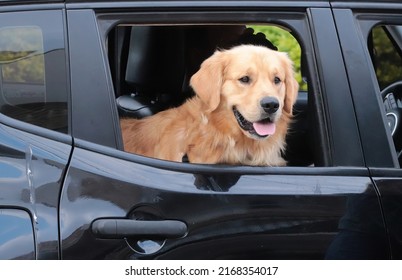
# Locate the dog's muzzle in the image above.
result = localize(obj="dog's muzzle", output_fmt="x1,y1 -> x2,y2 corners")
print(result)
233,107 -> 276,138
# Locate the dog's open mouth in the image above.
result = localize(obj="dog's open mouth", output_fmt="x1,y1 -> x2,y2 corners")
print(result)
233,107 -> 276,138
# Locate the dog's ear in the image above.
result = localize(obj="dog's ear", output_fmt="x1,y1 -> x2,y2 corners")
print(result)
282,54 -> 299,115
190,50 -> 225,112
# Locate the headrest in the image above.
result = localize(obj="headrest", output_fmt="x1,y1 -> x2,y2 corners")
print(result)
125,26 -> 186,96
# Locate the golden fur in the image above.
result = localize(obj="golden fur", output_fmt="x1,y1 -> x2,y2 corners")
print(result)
120,45 -> 299,166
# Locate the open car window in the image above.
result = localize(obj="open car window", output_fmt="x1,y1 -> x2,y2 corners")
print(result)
101,18 -> 328,167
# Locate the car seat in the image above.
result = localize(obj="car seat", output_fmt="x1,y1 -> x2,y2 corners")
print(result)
116,26 -> 186,118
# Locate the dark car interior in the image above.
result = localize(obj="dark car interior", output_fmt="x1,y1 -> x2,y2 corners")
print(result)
107,24 -> 315,166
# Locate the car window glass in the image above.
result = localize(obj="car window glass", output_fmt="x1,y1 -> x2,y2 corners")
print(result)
108,23 -> 317,167
0,27 -> 46,104
370,25 -> 402,90
368,24 -> 402,164
0,11 -> 68,133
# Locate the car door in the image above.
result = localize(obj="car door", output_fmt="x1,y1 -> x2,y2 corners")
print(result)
59,2 -> 389,259
333,1 -> 402,259
0,7 -> 71,259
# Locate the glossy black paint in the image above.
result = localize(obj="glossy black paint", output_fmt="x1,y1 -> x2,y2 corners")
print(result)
68,9 -> 121,149
0,121 -> 71,259
370,169 -> 402,259
0,209 -> 35,259
58,144 -> 388,259
333,8 -> 398,168
307,8 -> 364,166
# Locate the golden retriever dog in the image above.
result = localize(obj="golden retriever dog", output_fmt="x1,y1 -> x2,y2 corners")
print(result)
120,45 -> 299,166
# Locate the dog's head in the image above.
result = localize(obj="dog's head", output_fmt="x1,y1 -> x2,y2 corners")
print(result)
190,45 -> 299,140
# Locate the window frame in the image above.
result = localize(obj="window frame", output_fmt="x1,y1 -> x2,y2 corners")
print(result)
334,9 -> 401,169
93,9 -> 338,168
360,13 -> 402,169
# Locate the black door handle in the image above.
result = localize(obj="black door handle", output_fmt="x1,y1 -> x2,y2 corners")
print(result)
91,219 -> 187,239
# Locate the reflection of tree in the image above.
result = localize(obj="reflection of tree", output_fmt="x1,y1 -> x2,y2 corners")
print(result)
250,25 -> 306,91
0,27 -> 44,84
0,50 -> 35,63
373,26 -> 402,90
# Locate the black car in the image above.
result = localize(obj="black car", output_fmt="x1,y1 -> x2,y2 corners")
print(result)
1,0 -> 402,260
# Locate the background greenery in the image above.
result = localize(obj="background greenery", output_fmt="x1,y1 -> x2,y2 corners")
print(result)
250,25 -> 307,90
372,25 -> 402,90
0,25 -> 305,90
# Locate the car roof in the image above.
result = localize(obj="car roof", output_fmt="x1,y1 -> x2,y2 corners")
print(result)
0,0 -> 400,7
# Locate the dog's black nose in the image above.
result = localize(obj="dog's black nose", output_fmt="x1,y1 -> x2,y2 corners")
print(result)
260,97 -> 279,114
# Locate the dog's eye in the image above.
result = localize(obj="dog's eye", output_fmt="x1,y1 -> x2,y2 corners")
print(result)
239,76 -> 251,84
274,77 -> 281,85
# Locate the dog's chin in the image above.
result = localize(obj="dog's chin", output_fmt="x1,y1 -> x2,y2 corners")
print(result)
233,107 -> 277,140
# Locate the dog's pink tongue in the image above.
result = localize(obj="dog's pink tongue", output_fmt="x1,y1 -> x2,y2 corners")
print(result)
253,122 -> 276,136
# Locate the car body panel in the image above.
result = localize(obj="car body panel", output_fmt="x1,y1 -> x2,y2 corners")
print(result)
0,121 -> 72,259
58,2 -> 389,259
0,209 -> 35,259
60,143 -> 388,259
67,9 -> 121,149
307,7 -> 364,166
0,0 -> 400,259
370,169 -> 402,259
335,1 -> 402,260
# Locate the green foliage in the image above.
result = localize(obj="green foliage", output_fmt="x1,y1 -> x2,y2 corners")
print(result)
248,25 -> 307,91
372,26 -> 402,90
